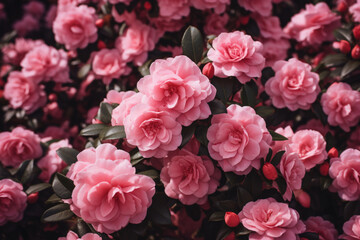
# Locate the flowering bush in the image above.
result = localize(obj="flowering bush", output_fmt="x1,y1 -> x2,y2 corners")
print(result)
2,0 -> 360,239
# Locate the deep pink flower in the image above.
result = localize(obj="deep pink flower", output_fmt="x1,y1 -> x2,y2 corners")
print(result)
157,0 -> 190,20
207,31 -> 265,84
238,198 -> 305,240
238,0 -> 273,16
137,55 -> 216,126
304,216 -> 338,240
204,13 -> 229,36
340,215 -> 360,240
191,0 -> 230,14
58,231 -> 101,240
23,1 -> 44,19
207,105 -> 272,175
13,14 -> 39,37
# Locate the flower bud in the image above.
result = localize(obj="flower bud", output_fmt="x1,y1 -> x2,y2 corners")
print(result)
202,62 -> 214,79
27,192 -> 39,204
262,163 -> 278,181
224,232 -> 235,240
351,45 -> 360,59
239,16 -> 250,25
294,190 -> 311,208
97,40 -> 107,50
328,147 -> 339,158
224,212 -> 240,228
144,1 -> 152,11
337,1 -> 348,13
319,162 -> 329,176
353,25 -> 360,40
339,40 -> 351,54
95,18 -> 104,28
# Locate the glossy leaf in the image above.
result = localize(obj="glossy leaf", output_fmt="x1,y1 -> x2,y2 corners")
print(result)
42,203 -> 74,222
52,173 -> 75,199
181,26 -> 204,63
56,147 -> 79,166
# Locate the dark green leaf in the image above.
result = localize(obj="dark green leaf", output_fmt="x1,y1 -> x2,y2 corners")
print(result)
216,225 -> 232,240
325,132 -> 336,151
333,28 -> 353,43
131,151 -> 144,166
138,59 -> 152,76
261,67 -> 275,85
271,151 -> 285,166
180,124 -> 196,148
138,169 -> 159,179
148,193 -> 172,225
97,102 -> 113,124
215,200 -> 238,212
80,124 -> 107,137
269,130 -> 288,141
209,99 -> 227,115
212,77 -> 234,102
42,203 -> 74,222
225,172 -> 244,186
21,160 -> 36,184
275,177 -> 287,195
26,183 -> 51,195
255,106 -> 275,118
56,147 -> 79,166
99,126 -> 126,140
344,201 -> 360,220
52,173 -> 75,199
312,100 -> 328,126
209,212 -> 225,222
237,187 -> 253,209
243,170 -> 262,197
181,26 -> 204,63
235,224 -> 251,236
321,53 -> 347,68
77,64 -> 91,79
341,60 -> 360,78
241,80 -> 258,107
45,194 -> 62,204
195,125 -> 209,146
265,148 -> 273,162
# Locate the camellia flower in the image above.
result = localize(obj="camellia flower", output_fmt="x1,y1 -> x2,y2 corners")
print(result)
58,231 -> 101,240
191,0 -> 230,14
2,38 -> 44,65
204,13 -> 229,36
207,104 -> 272,175
340,215 -> 360,240
350,1 -> 360,22
111,92 -> 145,126
304,216 -> 338,240
157,0 -> 190,20
208,31 -> 265,84
237,0 -> 273,16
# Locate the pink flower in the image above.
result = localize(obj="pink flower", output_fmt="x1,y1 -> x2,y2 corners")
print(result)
13,14 -> 39,37
4,71 -> 46,114
0,179 -> 27,226
287,130 -> 327,170
204,13 -> 229,36
160,149 -> 220,205
284,3 -> 341,46
304,216 -> 338,240
92,49 -> 129,85
271,126 -> 294,155
108,0 -> 131,5
321,82 -> 360,132
53,5 -> 97,50
123,103 -> 182,158
115,21 -> 160,66
265,58 -> 320,111
191,0 -> 230,14
0,127 -> 42,168
23,1 -> 45,19
207,105 -> 272,175
68,144 -> 155,234
207,31 -> 265,84
111,92 -> 145,126
137,55 -> 216,126
297,119 -> 331,137
21,44 -> 70,83
340,215 -> 360,240
58,231 -> 101,240
37,139 -> 72,182
238,198 -> 305,240
329,148 -> 360,201
2,38 -> 44,65
253,14 -> 288,40
157,0 -> 190,20
261,38 -> 290,67
151,17 -> 186,33
350,1 -> 360,22
238,0 -> 273,16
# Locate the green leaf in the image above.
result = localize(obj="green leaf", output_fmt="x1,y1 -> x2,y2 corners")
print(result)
271,151 -> 285,166
185,204 -> 202,221
325,132 -> 336,151
255,106 -> 275,118
138,169 -> 159,179
52,173 -> 75,199
148,193 -> 172,225
243,170 -> 262,197
333,28 -> 353,43
80,124 -> 107,137
241,80 -> 258,107
344,201 -> 360,220
138,59 -> 152,76
275,177 -> 287,195
42,203 -> 74,222
209,99 -> 227,115
56,147 -> 79,166
97,102 -> 113,124
77,64 -> 91,79
45,194 -> 62,204
261,67 -> 275,85
21,160 -> 37,184
265,148 -> 273,162
237,187 -> 253,209
181,26 -> 204,63
235,223 -> 251,236
269,130 -> 288,141
180,124 -> 196,148
26,183 -> 51,195
209,212 -> 225,222
99,126 -> 126,140
195,125 -> 209,146
212,77 -> 234,103
341,60 -> 360,78
321,53 -> 347,68
215,200 -> 238,212
131,151 -> 144,166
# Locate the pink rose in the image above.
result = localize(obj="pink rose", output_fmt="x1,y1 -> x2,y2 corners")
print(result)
348,127 -> 360,151
340,215 -> 360,240
329,148 -> 360,201
0,179 -> 27,226
23,1 -> 45,19
2,38 -> 44,65
238,0 -> 273,16
320,82 -> 360,132
137,55 -> 216,126
157,0 -> 190,20
207,105 -> 272,175
207,31 -> 265,84
115,21 -> 160,66
123,103 -> 182,158
271,126 -> 294,155
261,38 -> 290,67
0,127 -> 43,168
37,139 -> 72,182
204,13 -> 229,36
287,130 -> 327,170
265,58 -> 320,111
4,71 -> 46,114
253,14 -> 288,40
238,198 -> 305,240
21,44 -> 70,83
91,49 -> 129,85
350,1 -> 360,22
68,144 -> 155,233
53,5 -> 97,50
59,231 -> 101,240
111,92 -> 145,126
304,216 -> 338,240
191,0 -> 230,14
284,3 -> 341,46
160,149 -> 220,205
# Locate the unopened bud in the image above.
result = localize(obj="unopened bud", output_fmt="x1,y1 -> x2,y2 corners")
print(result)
144,1 -> 152,11
319,162 -> 330,176
339,40 -> 351,54
328,147 -> 339,158
95,18 -> 104,28
97,40 -> 106,50
202,62 -> 214,79
352,45 -> 360,59
262,163 -> 278,181
224,212 -> 240,228
294,190 -> 311,208
27,192 -> 39,204
337,1 -> 348,13
353,25 -> 360,40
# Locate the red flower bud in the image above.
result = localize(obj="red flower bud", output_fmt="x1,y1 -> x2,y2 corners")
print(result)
95,18 -> 104,28
224,232 -> 235,240
319,162 -> 330,176
294,190 -> 311,208
202,62 -> 214,79
353,25 -> 360,40
262,163 -> 278,181
351,45 -> 360,59
339,40 -> 351,54
144,1 -> 152,11
97,40 -> 107,50
328,147 -> 339,158
337,1 -> 348,13
239,16 -> 250,25
48,93 -> 57,102
224,212 -> 240,228
27,192 -> 39,204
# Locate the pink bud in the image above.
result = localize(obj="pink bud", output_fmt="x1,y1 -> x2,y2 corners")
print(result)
262,163 -> 278,181
294,190 -> 311,208
202,62 -> 214,79
224,212 -> 240,228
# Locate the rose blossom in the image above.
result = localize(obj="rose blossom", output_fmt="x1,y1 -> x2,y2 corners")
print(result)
160,149 -> 220,205
151,17 -> 186,33
204,13 -> 229,36
157,0 -> 190,20
253,14 -> 288,40
0,179 -> 27,226
91,49 -> 129,85
329,148 -> 360,201
320,82 -> 360,132
137,55 -> 216,126
350,1 -> 360,22
284,3 -> 341,46
271,126 -> 294,155
207,31 -> 265,84
53,5 -> 97,50
191,0 -> 230,14
261,38 -> 290,67
207,105 -> 272,175
286,130 -> 327,170
68,144 -> 155,234
2,38 -> 44,65
4,71 -> 46,114
58,231 -> 101,240
265,58 -> 320,111
111,92 -> 145,126
238,0 -> 273,16
297,119 -> 331,137
340,215 -> 360,240
123,103 -> 182,158
21,44 -> 70,83
304,216 -> 338,240
238,198 -> 305,240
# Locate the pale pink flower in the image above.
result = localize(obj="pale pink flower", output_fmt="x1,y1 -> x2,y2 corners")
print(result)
340,215 -> 360,240
160,149 -> 220,205
265,58 -> 320,111
350,1 -> 360,22
137,55 -> 216,126
111,92 -> 145,126
304,216 -> 338,240
204,13 -> 229,36
58,231 -> 101,240
238,198 -> 305,240
207,105 -> 272,175
0,179 -> 27,226
157,0 -> 190,20
2,38 -> 44,65
329,148 -> 360,201
13,14 -> 39,37
271,126 -> 294,155
111,7 -> 136,24
238,0 -> 273,16
321,82 -> 360,132
261,38 -> 290,67
208,31 -> 265,83
191,0 -> 230,14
